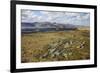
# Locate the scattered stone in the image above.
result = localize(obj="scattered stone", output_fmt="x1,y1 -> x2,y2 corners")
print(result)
80,41 -> 86,49
40,38 -> 86,60
50,54 -> 55,58
64,42 -> 69,48
54,50 -> 60,56
68,52 -> 72,56
42,53 -> 48,58
69,40 -> 73,45
49,48 -> 57,54
62,53 -> 68,59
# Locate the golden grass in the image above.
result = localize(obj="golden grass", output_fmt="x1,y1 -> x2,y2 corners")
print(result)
21,29 -> 90,63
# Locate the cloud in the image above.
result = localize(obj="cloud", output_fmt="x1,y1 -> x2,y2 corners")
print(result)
21,9 -> 90,26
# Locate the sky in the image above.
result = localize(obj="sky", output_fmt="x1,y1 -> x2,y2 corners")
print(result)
21,9 -> 90,26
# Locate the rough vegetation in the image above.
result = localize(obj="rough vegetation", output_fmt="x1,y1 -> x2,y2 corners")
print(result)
21,29 -> 90,63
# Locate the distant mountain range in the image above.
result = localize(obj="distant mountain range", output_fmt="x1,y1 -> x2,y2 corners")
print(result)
21,22 -> 81,33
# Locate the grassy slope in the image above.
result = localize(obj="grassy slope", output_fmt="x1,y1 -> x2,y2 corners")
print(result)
21,29 -> 90,63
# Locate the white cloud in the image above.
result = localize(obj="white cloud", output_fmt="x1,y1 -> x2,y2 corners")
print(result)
21,10 -> 90,25
65,12 -> 79,16
82,13 -> 90,20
